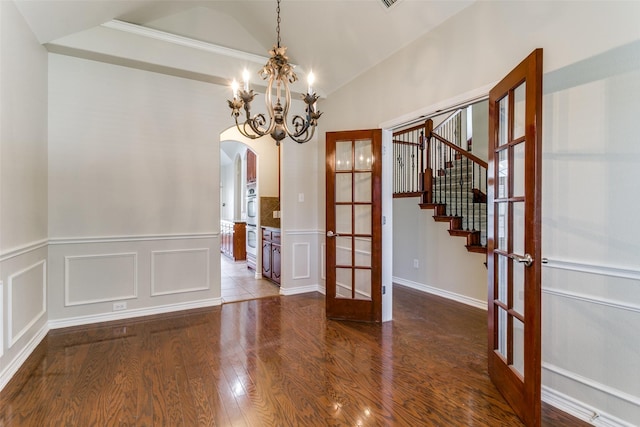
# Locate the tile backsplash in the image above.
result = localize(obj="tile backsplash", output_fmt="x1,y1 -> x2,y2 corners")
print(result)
260,196 -> 280,228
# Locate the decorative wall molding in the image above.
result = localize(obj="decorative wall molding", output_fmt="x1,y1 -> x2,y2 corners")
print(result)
286,229 -> 324,236
291,243 -> 311,279
543,288 -> 640,314
392,277 -> 487,310
279,284 -> 320,296
7,260 -> 47,348
48,297 -> 222,330
151,248 -> 210,296
50,232 -> 217,245
543,363 -> 640,409
64,252 -> 138,306
0,323 -> 48,392
542,386 -> 636,427
102,20 -> 270,65
543,258 -> 640,281
0,238 -> 48,262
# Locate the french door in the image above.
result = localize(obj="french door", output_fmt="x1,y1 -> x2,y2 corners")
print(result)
326,129 -> 382,322
487,49 -> 543,427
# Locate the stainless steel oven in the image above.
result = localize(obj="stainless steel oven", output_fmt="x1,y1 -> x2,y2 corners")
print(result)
246,224 -> 257,269
246,186 -> 257,226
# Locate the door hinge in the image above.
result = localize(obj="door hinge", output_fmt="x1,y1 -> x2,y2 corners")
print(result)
382,285 -> 386,295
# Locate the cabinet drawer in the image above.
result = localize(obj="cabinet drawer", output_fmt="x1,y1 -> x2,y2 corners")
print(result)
262,229 -> 271,241
271,231 -> 281,244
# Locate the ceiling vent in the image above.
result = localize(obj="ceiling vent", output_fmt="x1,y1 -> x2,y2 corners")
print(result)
380,0 -> 400,9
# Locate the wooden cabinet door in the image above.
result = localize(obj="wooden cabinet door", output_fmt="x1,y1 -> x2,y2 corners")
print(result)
262,240 -> 271,277
247,149 -> 257,183
271,244 -> 281,284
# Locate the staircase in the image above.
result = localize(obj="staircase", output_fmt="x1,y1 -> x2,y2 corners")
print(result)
393,113 -> 487,254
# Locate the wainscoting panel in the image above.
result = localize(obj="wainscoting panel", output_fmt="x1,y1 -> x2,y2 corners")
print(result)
542,259 -> 640,427
280,230 -> 321,295
48,235 -> 219,326
291,243 -> 310,280
65,253 -> 137,306
8,260 -> 46,348
151,248 -> 210,296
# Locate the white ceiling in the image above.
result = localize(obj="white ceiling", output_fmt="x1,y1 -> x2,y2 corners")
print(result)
14,0 -> 475,96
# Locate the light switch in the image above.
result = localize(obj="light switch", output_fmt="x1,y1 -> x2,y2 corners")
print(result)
298,193 -> 304,202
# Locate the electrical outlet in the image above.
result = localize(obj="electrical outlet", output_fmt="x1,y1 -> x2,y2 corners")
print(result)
113,301 -> 127,311
413,259 -> 419,269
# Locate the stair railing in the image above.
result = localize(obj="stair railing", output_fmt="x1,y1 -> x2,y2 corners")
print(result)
393,114 -> 488,248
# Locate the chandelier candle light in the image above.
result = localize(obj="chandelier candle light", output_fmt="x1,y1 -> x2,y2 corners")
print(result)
227,0 -> 322,145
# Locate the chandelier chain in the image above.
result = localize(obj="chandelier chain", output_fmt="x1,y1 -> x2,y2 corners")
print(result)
276,0 -> 281,48
227,0 -> 322,144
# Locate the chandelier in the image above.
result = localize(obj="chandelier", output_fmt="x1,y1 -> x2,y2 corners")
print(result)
227,0 -> 322,145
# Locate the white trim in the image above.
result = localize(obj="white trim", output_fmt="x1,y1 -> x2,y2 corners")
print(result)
379,83 -> 494,130
285,229 -> 324,236
542,386 -> 636,427
101,20 -> 270,65
543,363 -> 640,409
50,232 -> 217,245
150,248 -> 211,296
543,288 -> 640,314
543,258 -> 640,281
279,284 -> 321,296
48,298 -> 222,330
8,260 -> 47,348
392,277 -> 487,310
291,242 -> 311,279
64,253 -> 138,306
0,323 -> 48,393
0,238 -> 48,262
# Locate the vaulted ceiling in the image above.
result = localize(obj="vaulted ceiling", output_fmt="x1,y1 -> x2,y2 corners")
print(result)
14,0 -> 475,96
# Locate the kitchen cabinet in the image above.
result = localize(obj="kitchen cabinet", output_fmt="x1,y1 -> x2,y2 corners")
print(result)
221,220 -> 246,261
261,227 -> 281,285
246,149 -> 257,183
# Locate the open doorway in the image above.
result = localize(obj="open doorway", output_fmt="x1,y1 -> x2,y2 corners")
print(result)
219,140 -> 280,303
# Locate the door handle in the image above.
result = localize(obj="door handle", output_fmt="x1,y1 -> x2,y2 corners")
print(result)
510,253 -> 533,267
326,230 -> 340,238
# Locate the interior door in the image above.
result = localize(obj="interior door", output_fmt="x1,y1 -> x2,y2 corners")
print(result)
326,129 -> 382,322
487,49 -> 543,427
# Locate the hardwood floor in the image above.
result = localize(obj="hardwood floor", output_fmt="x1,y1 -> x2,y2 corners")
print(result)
0,285 -> 589,426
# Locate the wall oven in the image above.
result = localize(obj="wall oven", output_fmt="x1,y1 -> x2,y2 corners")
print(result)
246,224 -> 257,270
246,186 -> 257,226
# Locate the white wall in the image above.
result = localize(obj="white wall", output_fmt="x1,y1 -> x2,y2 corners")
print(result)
321,1 -> 640,425
0,0 -> 49,390
47,54 -> 221,326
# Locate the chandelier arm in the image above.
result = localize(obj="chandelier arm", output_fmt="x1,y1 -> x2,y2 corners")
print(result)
262,73 -> 278,137
234,115 -> 260,140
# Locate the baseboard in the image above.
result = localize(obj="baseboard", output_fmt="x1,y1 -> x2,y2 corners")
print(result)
392,277 -> 487,310
542,386 -> 636,427
279,284 -> 321,296
48,297 -> 222,330
0,323 -> 49,392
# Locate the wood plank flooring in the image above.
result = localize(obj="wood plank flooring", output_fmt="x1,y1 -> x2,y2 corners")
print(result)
0,285 -> 590,426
